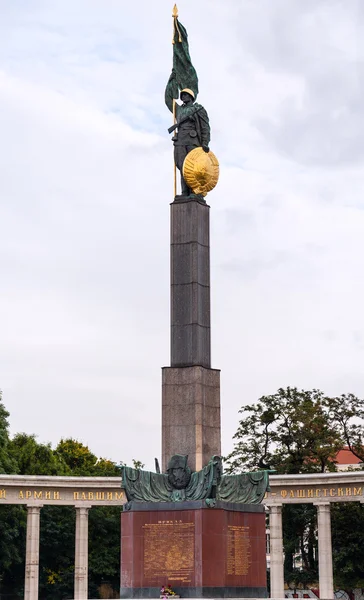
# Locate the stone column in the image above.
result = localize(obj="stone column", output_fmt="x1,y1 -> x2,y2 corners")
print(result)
316,503 -> 334,599
24,505 -> 42,600
74,506 -> 90,600
162,365 -> 220,472
170,198 -> 211,368
162,198 -> 221,472
269,504 -> 284,599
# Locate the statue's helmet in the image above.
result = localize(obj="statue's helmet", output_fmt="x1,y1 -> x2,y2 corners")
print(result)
180,88 -> 195,101
167,454 -> 191,490
167,454 -> 188,471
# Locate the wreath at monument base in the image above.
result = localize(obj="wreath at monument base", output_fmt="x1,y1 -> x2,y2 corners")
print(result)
160,585 -> 179,598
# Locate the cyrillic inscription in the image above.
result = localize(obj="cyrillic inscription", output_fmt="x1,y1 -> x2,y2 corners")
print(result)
278,486 -> 362,500
0,488 -> 124,503
143,520 -> 195,583
227,525 -> 252,576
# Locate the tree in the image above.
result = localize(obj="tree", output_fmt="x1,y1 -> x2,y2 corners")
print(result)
0,391 -> 17,474
55,438 -> 122,477
225,387 -> 343,475
0,393 -> 126,599
8,433 -> 69,476
225,387 -> 364,592
88,506 -> 123,598
283,504 -> 317,583
38,506 -> 75,600
331,502 -> 364,589
325,394 -> 364,463
0,392 -> 25,598
0,505 -> 27,598
55,438 -> 99,475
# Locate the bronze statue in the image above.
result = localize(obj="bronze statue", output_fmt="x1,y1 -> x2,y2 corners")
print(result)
166,6 -> 219,200
121,454 -> 270,508
165,76 -> 210,198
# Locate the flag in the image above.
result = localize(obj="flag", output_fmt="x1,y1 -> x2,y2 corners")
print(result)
172,17 -> 199,98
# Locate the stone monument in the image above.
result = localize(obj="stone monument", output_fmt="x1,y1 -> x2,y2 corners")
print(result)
120,7 -> 269,598
162,5 -> 220,474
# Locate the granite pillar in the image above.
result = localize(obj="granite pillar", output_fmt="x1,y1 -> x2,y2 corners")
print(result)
268,505 -> 284,599
170,198 -> 211,368
316,503 -> 334,599
162,365 -> 220,472
162,198 -> 221,472
24,505 -> 42,600
74,506 -> 90,600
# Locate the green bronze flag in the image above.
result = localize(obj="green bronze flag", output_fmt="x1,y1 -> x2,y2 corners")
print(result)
171,6 -> 199,98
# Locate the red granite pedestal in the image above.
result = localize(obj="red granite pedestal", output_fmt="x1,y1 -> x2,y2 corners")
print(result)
120,501 -> 267,598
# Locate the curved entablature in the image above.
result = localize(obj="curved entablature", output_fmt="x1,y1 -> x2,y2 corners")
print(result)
265,470 -> 364,506
0,470 -> 363,507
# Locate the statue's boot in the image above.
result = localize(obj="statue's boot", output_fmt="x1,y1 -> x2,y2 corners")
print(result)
181,176 -> 191,197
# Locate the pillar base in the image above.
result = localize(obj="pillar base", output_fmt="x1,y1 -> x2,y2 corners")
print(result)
162,365 -> 221,472
120,586 -> 267,598
120,501 -> 267,599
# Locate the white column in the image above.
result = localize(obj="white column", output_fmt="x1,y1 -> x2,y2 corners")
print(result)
24,505 -> 42,600
74,506 -> 90,600
269,504 -> 285,599
316,503 -> 334,599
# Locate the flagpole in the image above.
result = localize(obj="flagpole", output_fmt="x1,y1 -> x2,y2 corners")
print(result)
172,5 -> 179,198
173,98 -> 177,198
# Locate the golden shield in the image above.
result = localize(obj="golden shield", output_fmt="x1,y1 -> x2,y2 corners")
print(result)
182,147 -> 219,197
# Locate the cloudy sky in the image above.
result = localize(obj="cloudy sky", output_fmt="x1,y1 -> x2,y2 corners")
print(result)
1,0 -> 363,470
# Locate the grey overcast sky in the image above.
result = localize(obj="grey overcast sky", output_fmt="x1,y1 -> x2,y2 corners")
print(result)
1,0 -> 364,470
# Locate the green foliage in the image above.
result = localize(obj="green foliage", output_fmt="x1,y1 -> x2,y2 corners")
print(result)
283,504 -> 317,581
0,390 -> 17,474
88,506 -> 123,597
0,505 -> 27,597
93,457 -> 123,477
55,438 -> 99,475
226,387 -> 364,591
38,506 -> 76,599
55,438 -> 122,477
132,459 -> 145,470
225,387 -> 344,475
285,566 -> 318,593
8,433 -> 69,475
331,502 -> 364,589
324,394 -> 364,463
0,392 -> 130,599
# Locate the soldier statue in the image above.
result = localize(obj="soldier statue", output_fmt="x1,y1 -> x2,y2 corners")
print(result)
165,68 -> 210,198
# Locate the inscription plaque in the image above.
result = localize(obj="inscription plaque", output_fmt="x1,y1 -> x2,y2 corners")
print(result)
120,506 -> 267,596
227,525 -> 252,576
143,521 -> 195,583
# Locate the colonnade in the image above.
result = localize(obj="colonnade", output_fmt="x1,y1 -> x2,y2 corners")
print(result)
1,471 -> 363,600
24,504 -> 91,600
268,502 -> 348,600
24,503 -> 337,600
22,500 -> 361,600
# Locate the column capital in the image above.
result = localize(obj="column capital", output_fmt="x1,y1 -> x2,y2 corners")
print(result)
26,504 -> 43,510
314,502 -> 331,509
267,503 -> 283,512
75,505 -> 92,512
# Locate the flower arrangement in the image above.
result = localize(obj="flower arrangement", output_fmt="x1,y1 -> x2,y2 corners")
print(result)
160,585 -> 176,598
